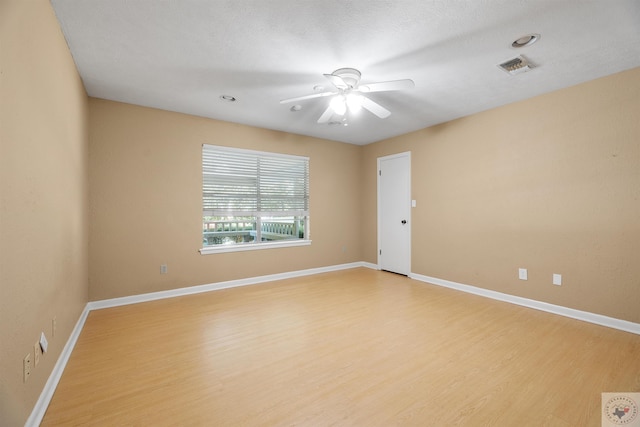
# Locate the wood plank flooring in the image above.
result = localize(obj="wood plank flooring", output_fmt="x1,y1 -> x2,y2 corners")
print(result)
42,268 -> 640,426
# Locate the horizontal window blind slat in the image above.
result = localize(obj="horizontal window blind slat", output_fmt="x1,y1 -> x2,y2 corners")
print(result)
204,210 -> 309,217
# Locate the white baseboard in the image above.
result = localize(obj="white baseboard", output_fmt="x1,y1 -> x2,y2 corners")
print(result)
360,261 -> 379,270
88,261 -> 378,311
25,305 -> 91,427
409,273 -> 640,335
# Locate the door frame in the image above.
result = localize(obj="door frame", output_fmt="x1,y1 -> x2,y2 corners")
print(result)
377,151 -> 411,274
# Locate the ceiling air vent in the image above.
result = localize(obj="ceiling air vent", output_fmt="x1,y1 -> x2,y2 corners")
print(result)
498,55 -> 534,75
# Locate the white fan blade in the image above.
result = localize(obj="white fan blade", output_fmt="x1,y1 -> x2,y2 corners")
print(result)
323,73 -> 349,90
280,91 -> 336,104
361,96 -> 391,119
317,105 -> 334,124
358,79 -> 414,93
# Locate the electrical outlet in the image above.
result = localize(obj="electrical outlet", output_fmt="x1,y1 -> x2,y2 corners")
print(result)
518,268 -> 528,280
553,274 -> 562,286
160,264 -> 168,274
52,317 -> 57,337
23,353 -> 32,383
34,342 -> 41,367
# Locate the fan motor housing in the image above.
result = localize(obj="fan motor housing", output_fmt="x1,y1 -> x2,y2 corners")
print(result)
332,68 -> 361,88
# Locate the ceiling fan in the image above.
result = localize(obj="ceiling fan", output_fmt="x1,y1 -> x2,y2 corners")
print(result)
280,68 -> 414,124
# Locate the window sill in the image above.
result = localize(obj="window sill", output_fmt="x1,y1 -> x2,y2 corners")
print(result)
199,239 -> 312,255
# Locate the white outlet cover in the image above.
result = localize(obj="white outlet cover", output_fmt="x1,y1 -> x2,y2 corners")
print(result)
518,268 -> 528,280
23,354 -> 31,382
39,332 -> 48,353
553,274 -> 562,286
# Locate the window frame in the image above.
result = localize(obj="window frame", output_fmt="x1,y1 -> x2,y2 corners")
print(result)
199,144 -> 311,255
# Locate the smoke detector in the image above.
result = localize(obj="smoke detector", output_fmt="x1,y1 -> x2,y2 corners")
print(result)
498,56 -> 535,75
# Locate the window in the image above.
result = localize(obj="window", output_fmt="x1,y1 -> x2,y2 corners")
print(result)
200,144 -> 310,254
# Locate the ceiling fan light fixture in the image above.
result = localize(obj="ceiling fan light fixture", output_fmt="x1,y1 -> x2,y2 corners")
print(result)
281,68 -> 413,124
330,95 -> 347,115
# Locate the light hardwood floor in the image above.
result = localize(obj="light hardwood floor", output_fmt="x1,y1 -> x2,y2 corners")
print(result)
42,268 -> 640,426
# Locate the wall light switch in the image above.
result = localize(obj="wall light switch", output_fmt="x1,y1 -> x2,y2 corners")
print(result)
553,274 -> 562,286
39,332 -> 48,353
34,342 -> 41,366
411,200 -> 417,208
518,268 -> 528,280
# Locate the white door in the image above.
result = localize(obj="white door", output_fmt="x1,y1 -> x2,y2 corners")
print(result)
378,152 -> 411,275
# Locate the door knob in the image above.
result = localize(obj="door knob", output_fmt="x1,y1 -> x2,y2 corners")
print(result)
401,220 -> 407,224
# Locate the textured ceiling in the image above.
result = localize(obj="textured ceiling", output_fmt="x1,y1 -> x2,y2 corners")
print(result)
51,0 -> 640,145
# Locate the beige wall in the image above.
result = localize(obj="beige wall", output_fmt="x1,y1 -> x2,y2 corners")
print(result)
1,2 -> 638,421
0,1 -> 89,425
363,67 -> 640,323
88,99 -> 363,300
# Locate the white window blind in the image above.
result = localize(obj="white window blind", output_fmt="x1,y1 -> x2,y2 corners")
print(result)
202,144 -> 310,252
